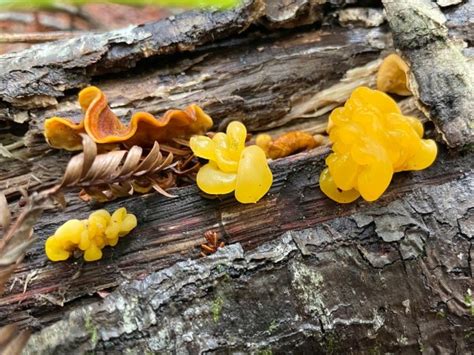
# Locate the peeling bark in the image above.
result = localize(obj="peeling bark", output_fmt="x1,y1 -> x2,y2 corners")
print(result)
383,0 -> 474,148
0,0 -> 361,112
0,0 -> 264,109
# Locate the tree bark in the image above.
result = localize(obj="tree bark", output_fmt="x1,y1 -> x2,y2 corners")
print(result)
383,0 -> 474,148
0,0 -> 472,353
24,150 -> 474,353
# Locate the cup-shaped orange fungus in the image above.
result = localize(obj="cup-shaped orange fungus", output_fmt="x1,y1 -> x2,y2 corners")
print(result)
44,86 -> 213,151
45,207 -> 137,262
190,121 -> 273,204
320,87 -> 437,203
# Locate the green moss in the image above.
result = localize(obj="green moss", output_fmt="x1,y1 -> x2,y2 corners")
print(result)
267,320 -> 278,333
215,264 -> 226,274
84,315 -> 98,346
463,289 -> 473,316
211,296 -> 224,323
464,330 -> 474,340
256,348 -> 273,355
324,334 -> 339,355
368,346 -> 381,355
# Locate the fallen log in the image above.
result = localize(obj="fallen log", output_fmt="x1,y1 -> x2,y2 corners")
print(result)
0,0 -> 472,353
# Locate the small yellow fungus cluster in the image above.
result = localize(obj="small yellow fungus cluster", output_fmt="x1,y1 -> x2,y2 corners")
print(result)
320,87 -> 437,203
190,121 -> 273,203
45,208 -> 137,262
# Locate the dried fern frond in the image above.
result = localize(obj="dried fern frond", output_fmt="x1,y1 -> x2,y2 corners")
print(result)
0,188 -> 57,355
59,134 -> 180,201
0,191 -> 55,293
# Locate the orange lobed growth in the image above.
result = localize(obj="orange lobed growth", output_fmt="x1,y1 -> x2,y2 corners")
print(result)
44,86 -> 213,151
256,131 -> 322,159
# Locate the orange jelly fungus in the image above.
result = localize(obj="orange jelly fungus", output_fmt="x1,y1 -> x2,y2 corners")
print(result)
44,86 -> 213,151
256,131 -> 320,159
45,207 -> 137,262
320,87 -> 437,203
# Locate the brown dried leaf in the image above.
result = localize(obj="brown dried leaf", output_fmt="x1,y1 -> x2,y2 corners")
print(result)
0,265 -> 16,295
0,238 -> 36,266
150,179 -> 176,198
0,324 -> 16,346
0,191 -> 53,295
80,133 -> 97,177
60,135 -> 177,201
84,150 -> 126,182
119,146 -> 143,176
152,152 -> 174,174
135,142 -> 162,175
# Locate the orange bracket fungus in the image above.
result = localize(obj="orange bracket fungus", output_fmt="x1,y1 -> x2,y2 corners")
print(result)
44,86 -> 213,151
256,131 -> 322,159
45,207 -> 137,262
320,86 -> 437,203
376,53 -> 411,96
190,121 -> 273,204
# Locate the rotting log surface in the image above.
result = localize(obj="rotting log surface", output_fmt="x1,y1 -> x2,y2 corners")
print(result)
2,148 -> 473,335
0,0 -> 365,112
0,0 -> 472,353
24,148 -> 473,354
0,0 -> 471,200
0,25 -> 389,199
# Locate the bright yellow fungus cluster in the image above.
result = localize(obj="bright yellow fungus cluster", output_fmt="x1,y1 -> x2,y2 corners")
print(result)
45,208 -> 137,262
320,87 -> 437,203
190,121 -> 273,203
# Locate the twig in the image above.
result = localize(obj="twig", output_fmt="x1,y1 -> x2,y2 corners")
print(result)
0,31 -> 86,44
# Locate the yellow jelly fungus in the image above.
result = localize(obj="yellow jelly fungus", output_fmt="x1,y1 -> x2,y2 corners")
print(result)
45,207 -> 137,262
320,87 -> 437,203
190,121 -> 273,204
377,54 -> 411,96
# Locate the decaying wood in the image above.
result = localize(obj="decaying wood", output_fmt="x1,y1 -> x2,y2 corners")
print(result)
383,0 -> 474,148
0,1 -> 470,203
0,147 -> 471,332
0,0 -> 472,353
24,149 -> 473,353
0,0 -> 365,112
0,25 -> 389,200
0,0 -> 261,109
